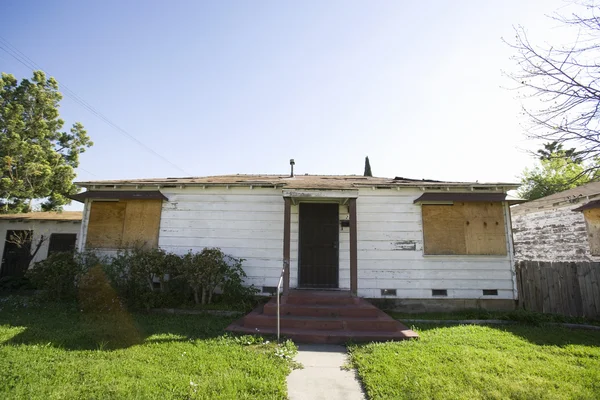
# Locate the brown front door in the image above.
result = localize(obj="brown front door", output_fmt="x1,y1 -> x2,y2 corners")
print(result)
299,203 -> 339,288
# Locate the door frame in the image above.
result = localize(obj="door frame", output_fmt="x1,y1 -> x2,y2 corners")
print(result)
297,201 -> 340,289
281,192 -> 358,295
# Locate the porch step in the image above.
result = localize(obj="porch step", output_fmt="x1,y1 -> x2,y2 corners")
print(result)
283,290 -> 359,306
226,290 -> 418,344
263,302 -> 379,318
226,323 -> 417,344
244,314 -> 400,332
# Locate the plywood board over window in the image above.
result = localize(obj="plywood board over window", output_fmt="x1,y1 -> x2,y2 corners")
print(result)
582,208 -> 600,256
422,202 -> 507,255
86,199 -> 162,249
122,200 -> 162,248
422,205 -> 466,255
86,201 -> 126,248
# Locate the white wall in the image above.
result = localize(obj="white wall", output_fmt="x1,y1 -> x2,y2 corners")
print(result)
158,187 -> 285,290
354,188 -> 516,300
78,186 -> 516,300
0,220 -> 81,273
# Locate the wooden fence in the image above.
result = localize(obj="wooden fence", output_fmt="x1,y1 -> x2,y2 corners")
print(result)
516,261 -> 600,319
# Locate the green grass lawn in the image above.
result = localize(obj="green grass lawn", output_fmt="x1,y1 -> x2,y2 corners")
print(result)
349,323 -> 600,400
388,309 -> 600,326
0,296 -> 295,400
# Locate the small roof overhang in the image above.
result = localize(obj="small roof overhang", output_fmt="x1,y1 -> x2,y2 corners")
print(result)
282,189 -> 359,205
70,190 -> 168,203
572,199 -> 600,212
413,192 -> 508,204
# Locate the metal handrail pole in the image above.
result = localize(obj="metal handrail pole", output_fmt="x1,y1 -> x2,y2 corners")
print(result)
276,262 -> 286,342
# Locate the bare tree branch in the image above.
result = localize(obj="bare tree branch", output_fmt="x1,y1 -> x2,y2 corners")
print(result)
505,1 -> 600,177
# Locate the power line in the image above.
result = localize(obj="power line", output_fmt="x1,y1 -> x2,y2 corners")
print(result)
0,36 -> 192,176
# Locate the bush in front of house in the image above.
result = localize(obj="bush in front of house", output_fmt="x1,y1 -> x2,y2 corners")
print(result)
27,247 -> 258,310
0,276 -> 34,292
27,251 -> 105,300
103,247 -> 188,309
177,248 -> 257,306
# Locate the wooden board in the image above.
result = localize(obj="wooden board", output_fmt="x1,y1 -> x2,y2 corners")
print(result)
422,202 -> 506,255
422,205 -> 466,255
516,261 -> 600,318
86,200 -> 162,249
583,209 -> 600,256
122,200 -> 162,249
86,201 -> 126,248
463,202 -> 507,255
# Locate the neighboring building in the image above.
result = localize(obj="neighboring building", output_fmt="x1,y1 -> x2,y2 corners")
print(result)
512,181 -> 600,262
0,212 -> 82,278
73,174 -> 520,309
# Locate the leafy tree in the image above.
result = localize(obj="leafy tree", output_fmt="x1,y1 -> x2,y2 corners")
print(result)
518,142 -> 599,200
364,156 -> 372,177
0,71 -> 92,213
506,1 -> 600,177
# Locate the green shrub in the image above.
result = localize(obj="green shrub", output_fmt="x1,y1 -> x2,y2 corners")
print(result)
28,252 -> 83,299
177,248 -> 257,305
101,248 -> 188,309
78,265 -> 125,314
0,276 -> 34,291
28,246 -> 257,309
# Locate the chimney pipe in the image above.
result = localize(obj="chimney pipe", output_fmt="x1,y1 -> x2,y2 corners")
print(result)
290,159 -> 295,177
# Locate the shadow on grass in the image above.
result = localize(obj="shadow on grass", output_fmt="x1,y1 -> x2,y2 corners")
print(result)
410,322 -> 600,348
0,298 -> 237,351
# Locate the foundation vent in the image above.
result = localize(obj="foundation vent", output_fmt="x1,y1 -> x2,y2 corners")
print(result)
262,286 -> 277,295
381,289 -> 397,296
482,289 -> 498,296
432,289 -> 448,297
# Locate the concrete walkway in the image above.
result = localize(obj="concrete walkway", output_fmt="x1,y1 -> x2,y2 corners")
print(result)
287,344 -> 366,400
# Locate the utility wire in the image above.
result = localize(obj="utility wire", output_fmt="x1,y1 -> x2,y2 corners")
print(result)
0,36 -> 192,176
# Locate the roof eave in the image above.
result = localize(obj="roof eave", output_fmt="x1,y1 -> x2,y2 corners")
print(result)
75,181 -> 521,191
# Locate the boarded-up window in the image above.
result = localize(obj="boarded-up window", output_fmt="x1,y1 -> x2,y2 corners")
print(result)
582,208 -> 600,256
86,200 -> 162,249
422,202 -> 507,255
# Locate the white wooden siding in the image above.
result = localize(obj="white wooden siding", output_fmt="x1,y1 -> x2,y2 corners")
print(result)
0,220 -> 81,273
158,187 -> 285,289
78,185 -> 515,300
355,188 -> 516,300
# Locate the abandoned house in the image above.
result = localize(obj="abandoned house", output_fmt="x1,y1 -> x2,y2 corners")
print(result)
72,173 -> 520,311
0,212 -> 82,279
512,181 -> 600,262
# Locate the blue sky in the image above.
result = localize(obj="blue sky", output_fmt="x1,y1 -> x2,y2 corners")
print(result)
2,0 -> 570,194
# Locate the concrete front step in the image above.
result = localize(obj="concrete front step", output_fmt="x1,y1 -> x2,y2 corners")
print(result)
227,323 -> 418,344
225,290 -> 419,344
263,302 -> 380,318
284,290 -> 359,306
244,314 -> 400,332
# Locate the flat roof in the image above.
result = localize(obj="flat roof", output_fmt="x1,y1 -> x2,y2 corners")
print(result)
76,174 -> 519,190
0,211 -> 82,222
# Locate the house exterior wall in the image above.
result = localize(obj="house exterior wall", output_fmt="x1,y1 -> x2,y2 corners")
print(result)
0,220 -> 81,273
158,187 -> 285,290
79,186 -> 516,300
355,188 -> 516,300
512,204 -> 595,262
